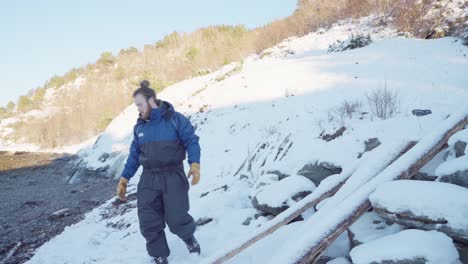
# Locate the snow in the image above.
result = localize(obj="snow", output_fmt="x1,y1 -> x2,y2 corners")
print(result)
272,106 -> 468,263
435,155 -> 468,176
348,211 -> 403,245
435,128 -> 468,176
327,257 -> 351,264
255,175 -> 316,208
22,15 -> 468,264
369,179 -> 468,230
350,229 -> 461,264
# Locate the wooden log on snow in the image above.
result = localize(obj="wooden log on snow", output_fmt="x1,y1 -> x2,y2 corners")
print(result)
206,141 -> 416,264
288,111 -> 468,264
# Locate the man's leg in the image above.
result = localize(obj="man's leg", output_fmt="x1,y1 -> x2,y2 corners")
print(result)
162,168 -> 196,241
137,172 -> 170,257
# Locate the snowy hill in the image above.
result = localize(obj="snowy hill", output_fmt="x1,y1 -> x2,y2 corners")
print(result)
25,16 -> 468,264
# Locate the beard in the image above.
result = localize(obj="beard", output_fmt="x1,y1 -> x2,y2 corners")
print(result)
140,104 -> 151,120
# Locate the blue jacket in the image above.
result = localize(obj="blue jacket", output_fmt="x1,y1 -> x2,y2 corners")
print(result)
121,99 -> 201,180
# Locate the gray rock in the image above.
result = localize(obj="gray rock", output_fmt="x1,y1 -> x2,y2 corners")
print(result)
49,208 -> 71,221
251,176 -> 315,216
68,159 -> 112,184
411,109 -> 432,117
358,138 -> 382,158
364,257 -> 427,264
320,126 -> 346,141
242,217 -> 252,226
364,138 -> 381,152
265,170 -> 290,180
412,172 -> 437,181
195,217 -> 213,226
254,212 -> 269,219
251,192 -> 310,219
454,140 -> 467,158
252,196 -> 289,216
98,153 -> 110,163
200,185 -> 228,198
439,170 -> 468,188
297,161 -> 342,185
454,241 -> 468,264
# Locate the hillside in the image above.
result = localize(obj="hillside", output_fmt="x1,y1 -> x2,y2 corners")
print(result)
22,15 -> 468,264
0,0 -> 466,149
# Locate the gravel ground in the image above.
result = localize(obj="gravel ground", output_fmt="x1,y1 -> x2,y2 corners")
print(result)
0,151 -> 119,264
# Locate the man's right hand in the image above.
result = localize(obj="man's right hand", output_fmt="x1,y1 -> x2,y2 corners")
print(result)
116,177 -> 129,201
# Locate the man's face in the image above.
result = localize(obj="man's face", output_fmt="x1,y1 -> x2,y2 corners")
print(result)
134,94 -> 151,120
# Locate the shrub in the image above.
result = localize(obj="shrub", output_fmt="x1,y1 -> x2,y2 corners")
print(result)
114,66 -> 126,80
47,75 -> 65,89
98,52 -> 115,66
6,101 -> 15,112
366,84 -> 400,120
328,34 -> 372,52
17,95 -> 32,112
335,99 -> 363,120
186,46 -> 199,61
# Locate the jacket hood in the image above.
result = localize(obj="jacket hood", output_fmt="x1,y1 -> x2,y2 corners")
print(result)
137,99 -> 176,124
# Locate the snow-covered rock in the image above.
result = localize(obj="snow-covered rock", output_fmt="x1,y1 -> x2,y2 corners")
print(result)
348,211 -> 404,248
438,166 -> 468,188
251,175 -> 316,216
296,161 -> 343,186
369,180 -> 468,243
434,129 -> 468,188
350,229 -> 461,264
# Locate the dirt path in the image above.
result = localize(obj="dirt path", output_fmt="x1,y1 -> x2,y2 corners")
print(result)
0,151 -> 118,264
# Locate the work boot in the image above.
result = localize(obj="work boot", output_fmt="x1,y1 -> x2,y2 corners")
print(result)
183,235 -> 201,255
153,256 -> 168,264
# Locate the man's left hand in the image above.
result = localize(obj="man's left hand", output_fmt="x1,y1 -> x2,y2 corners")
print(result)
187,162 -> 200,185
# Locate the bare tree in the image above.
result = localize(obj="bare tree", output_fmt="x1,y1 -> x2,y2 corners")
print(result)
366,82 -> 400,120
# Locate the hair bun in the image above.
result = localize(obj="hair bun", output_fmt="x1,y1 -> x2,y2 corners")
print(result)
140,80 -> 150,88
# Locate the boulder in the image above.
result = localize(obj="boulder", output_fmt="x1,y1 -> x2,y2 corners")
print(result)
251,175 -> 316,216
454,241 -> 468,264
412,172 -> 437,181
49,208 -> 71,221
438,170 -> 468,189
358,138 -> 381,158
454,140 -> 466,158
350,229 -> 460,264
265,169 -> 290,180
370,180 -> 468,243
348,211 -> 404,248
411,109 -> 432,117
297,162 -> 342,186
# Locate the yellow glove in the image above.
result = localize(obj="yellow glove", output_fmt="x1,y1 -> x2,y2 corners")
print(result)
187,162 -> 200,185
116,177 -> 129,201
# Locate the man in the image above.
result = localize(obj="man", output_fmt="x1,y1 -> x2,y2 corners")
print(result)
116,80 -> 201,264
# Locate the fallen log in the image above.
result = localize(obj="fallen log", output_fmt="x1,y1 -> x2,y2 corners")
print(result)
273,108 -> 468,264
205,140 -> 416,264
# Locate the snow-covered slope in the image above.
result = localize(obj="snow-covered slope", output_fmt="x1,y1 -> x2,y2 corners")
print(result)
26,16 -> 468,264
0,77 -> 88,152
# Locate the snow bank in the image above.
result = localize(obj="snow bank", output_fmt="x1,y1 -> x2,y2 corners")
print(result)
350,229 -> 460,264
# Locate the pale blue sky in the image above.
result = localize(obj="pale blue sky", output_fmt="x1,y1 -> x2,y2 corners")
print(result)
0,0 -> 297,107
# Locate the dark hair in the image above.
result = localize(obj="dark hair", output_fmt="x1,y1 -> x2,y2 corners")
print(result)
133,80 -> 156,100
